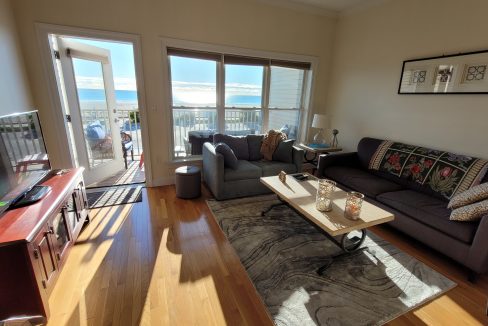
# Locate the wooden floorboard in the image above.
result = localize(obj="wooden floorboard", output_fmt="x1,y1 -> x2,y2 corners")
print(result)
47,185 -> 488,325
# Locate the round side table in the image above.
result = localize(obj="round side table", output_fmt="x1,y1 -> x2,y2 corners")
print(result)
175,165 -> 201,199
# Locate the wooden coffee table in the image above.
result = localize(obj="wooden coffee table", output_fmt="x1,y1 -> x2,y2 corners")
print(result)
260,173 -> 394,274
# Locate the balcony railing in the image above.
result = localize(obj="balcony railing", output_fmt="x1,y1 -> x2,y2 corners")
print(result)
172,108 -> 262,157
172,109 -> 217,157
80,108 -> 143,158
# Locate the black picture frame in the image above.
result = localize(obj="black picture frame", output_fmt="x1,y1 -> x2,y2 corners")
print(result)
398,49 -> 488,94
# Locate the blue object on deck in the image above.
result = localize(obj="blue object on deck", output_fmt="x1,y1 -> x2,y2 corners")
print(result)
307,143 -> 330,149
86,121 -> 106,140
124,121 -> 140,131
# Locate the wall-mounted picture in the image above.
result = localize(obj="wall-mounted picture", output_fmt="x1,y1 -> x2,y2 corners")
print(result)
398,49 -> 488,94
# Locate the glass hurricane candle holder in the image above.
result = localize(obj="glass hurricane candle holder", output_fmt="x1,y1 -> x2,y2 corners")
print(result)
316,179 -> 336,212
344,191 -> 365,220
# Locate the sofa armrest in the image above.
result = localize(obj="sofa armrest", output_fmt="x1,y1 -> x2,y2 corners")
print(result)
466,214 -> 488,274
292,146 -> 304,172
202,142 -> 225,199
316,152 -> 361,178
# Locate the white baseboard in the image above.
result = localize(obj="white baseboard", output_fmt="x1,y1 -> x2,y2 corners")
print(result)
148,176 -> 175,187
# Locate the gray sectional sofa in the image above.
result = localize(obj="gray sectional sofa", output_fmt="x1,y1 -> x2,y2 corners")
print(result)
203,134 -> 303,200
317,137 -> 488,276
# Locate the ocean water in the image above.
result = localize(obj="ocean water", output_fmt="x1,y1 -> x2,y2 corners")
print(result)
78,89 -> 137,102
226,95 -> 261,106
78,88 -> 261,106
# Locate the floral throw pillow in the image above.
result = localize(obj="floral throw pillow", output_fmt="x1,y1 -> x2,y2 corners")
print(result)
450,199 -> 488,222
448,183 -> 488,209
369,140 -> 488,199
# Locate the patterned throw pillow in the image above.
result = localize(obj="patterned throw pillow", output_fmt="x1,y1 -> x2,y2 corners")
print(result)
369,140 -> 488,199
448,183 -> 488,209
450,199 -> 488,222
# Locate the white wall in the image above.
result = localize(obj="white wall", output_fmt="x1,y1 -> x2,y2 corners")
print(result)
11,0 -> 337,185
326,0 -> 488,158
0,0 -> 32,115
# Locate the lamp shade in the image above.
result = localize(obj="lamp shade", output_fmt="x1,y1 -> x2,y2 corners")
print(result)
311,114 -> 329,129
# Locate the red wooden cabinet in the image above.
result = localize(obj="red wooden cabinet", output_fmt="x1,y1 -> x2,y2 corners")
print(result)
51,207 -> 72,264
32,223 -> 59,293
0,168 -> 89,323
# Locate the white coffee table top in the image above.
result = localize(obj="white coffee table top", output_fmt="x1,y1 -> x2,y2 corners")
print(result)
260,174 -> 394,236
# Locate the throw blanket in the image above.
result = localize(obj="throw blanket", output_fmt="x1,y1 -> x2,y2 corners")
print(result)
369,140 -> 488,199
260,130 -> 287,161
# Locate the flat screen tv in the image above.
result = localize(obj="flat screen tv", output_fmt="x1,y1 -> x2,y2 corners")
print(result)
0,110 -> 51,215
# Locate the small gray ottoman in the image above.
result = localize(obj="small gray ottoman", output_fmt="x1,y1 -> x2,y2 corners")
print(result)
175,165 -> 201,199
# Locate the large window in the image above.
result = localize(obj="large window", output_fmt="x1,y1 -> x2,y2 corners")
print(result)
167,47 -> 312,158
225,63 -> 264,136
268,66 -> 305,139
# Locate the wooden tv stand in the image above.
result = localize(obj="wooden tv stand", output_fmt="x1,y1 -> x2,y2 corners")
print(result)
0,168 -> 89,323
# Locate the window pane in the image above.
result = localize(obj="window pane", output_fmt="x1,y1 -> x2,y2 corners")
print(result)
72,58 -> 115,167
225,109 -> 262,135
269,66 -> 304,109
268,110 -> 300,139
169,56 -> 217,107
173,108 -> 217,157
225,64 -> 263,108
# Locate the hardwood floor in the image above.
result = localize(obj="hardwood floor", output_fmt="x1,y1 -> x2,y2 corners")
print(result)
47,185 -> 488,325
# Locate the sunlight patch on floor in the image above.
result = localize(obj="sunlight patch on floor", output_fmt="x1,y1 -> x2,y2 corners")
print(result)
413,295 -> 483,325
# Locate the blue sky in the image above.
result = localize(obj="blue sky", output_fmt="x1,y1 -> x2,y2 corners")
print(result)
169,56 -> 263,85
66,37 -> 137,90
68,39 -> 263,89
169,56 -> 263,106
67,37 -> 263,107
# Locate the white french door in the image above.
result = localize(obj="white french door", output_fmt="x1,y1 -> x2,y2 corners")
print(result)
57,38 -> 124,185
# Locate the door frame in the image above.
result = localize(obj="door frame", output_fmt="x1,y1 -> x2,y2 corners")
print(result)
36,23 -> 153,186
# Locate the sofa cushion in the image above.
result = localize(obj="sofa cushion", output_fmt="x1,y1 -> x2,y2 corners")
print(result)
272,139 -> 295,163
213,133 -> 249,160
215,143 -> 238,169
323,166 -> 404,198
377,190 -> 479,243
246,134 -> 264,161
250,161 -> 297,177
224,160 -> 262,181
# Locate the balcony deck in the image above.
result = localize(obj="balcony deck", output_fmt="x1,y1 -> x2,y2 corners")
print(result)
88,159 -> 145,188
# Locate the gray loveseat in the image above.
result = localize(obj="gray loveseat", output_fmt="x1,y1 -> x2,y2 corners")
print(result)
317,137 -> 488,276
203,134 -> 303,200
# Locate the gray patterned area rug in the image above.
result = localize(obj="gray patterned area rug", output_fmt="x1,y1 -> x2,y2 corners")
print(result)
207,194 -> 456,326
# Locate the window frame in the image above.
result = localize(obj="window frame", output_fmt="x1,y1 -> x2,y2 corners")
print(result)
161,38 -> 318,161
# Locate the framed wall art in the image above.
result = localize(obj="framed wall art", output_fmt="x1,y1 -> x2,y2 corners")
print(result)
398,49 -> 488,94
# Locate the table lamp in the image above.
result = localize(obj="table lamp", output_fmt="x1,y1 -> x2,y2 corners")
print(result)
311,114 -> 329,144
